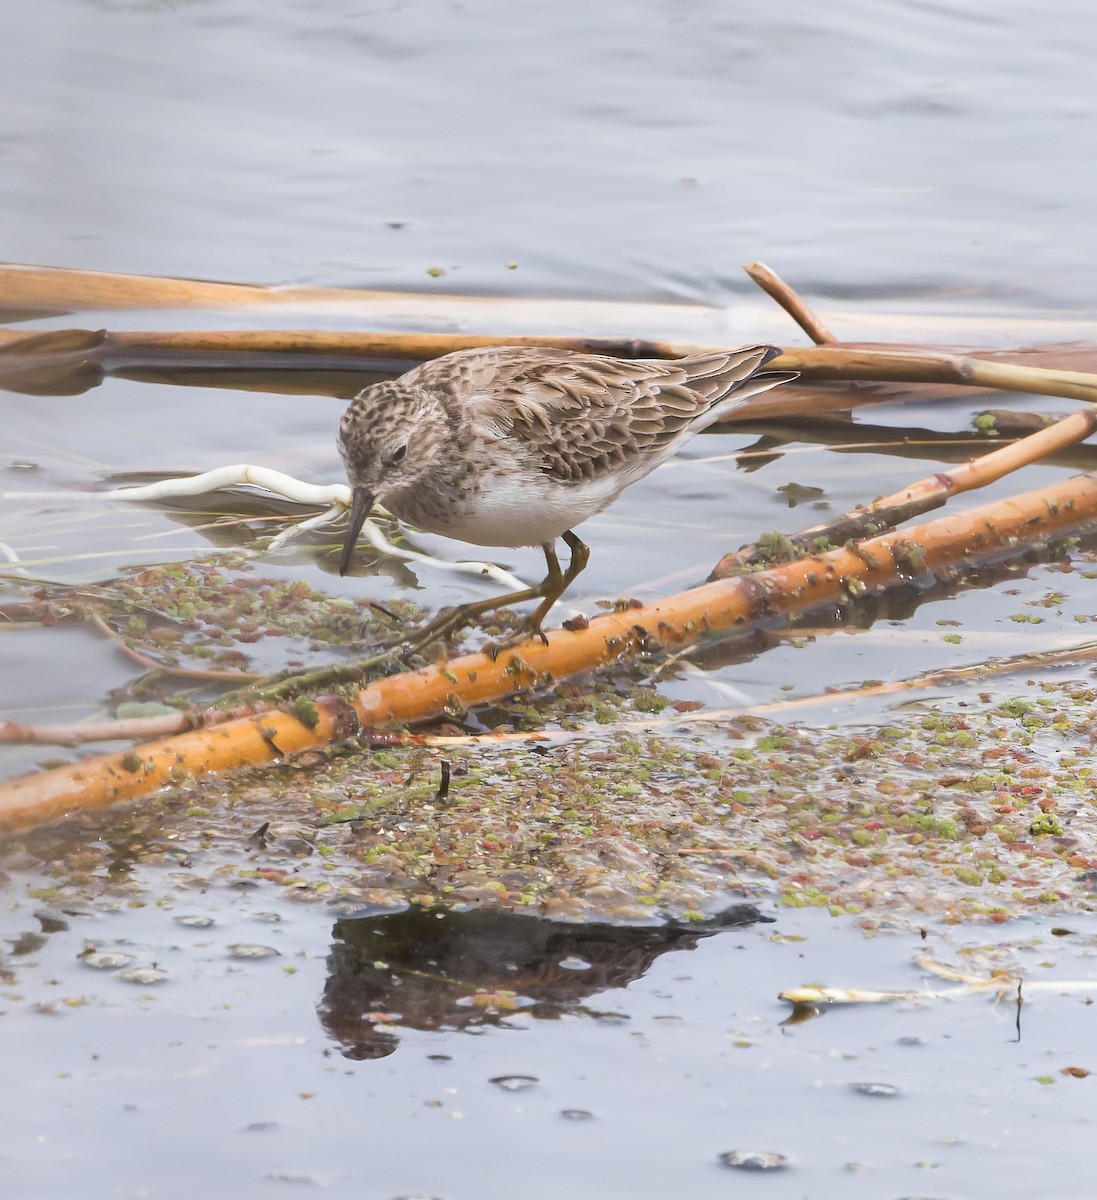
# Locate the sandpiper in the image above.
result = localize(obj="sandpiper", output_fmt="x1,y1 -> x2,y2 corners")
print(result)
338,345 -> 795,642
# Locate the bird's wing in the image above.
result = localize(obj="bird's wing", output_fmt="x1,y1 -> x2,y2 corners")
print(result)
472,347 -> 787,483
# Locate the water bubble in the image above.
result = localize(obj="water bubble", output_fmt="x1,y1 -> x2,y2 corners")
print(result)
560,1109 -> 594,1121
454,992 -> 534,1010
118,965 -> 169,985
849,1081 -> 901,1098
489,1074 -> 538,1092
267,1172 -> 347,1187
718,1150 -> 789,1172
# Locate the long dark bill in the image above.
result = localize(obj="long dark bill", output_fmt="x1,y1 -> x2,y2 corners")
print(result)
338,487 -> 375,576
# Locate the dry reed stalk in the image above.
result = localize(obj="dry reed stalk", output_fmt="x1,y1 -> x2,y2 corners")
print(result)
742,261 -> 837,345
0,263 -> 755,345
0,713 -> 190,746
7,328 -> 1097,440
6,327 -> 1097,387
3,259 -> 1095,340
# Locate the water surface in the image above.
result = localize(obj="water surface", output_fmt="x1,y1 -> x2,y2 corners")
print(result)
3,2 -> 1097,1196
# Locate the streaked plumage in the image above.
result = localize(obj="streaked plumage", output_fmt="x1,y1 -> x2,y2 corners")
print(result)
338,344 -> 795,640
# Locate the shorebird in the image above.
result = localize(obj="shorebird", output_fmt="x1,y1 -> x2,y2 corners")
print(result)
338,344 -> 794,643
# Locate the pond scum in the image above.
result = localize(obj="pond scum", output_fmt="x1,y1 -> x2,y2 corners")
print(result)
3,556 -> 1097,929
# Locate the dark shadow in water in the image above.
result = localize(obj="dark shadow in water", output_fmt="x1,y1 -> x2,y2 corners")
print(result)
726,417 -> 1097,475
318,903 -> 768,1060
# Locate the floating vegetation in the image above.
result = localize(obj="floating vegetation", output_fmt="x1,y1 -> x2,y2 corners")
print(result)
3,667 -> 1097,927
227,943 -> 280,960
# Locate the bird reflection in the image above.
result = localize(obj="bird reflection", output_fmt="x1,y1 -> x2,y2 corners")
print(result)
317,903 -> 766,1060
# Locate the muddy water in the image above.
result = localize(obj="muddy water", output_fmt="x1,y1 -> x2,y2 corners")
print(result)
3,1 -> 1097,1197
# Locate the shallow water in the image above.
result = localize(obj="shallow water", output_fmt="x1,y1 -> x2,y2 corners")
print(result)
4,885 -> 1097,1199
5,0 -> 1097,311
3,0 -> 1097,1196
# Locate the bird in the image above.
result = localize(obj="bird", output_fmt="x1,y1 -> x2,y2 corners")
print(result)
337,344 -> 795,644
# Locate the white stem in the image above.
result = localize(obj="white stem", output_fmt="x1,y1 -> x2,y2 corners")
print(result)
5,465 -> 532,591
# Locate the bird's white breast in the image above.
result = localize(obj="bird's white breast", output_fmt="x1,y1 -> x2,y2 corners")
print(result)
414,468 -> 625,548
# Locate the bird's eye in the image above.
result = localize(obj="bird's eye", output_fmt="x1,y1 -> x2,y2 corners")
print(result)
386,444 -> 408,467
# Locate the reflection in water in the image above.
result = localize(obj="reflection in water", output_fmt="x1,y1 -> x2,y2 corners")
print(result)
318,903 -> 767,1060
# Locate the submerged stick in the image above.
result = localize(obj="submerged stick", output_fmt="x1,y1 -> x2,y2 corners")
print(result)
3,471 -> 1097,833
6,326 -> 1097,388
777,344 -> 1097,405
0,263 -> 755,346
0,713 -> 191,746
717,407 -> 1097,575
6,325 -> 1097,435
5,261 -> 1096,343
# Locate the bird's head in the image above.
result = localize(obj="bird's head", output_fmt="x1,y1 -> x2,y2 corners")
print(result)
336,379 -> 449,575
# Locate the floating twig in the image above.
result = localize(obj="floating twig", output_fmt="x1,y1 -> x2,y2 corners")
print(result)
742,260 -> 837,345
716,406 -> 1097,575
780,953 -> 1097,1008
0,713 -> 191,746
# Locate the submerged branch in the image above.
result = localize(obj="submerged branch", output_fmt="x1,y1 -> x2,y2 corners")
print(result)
0,713 -> 191,746
775,343 -> 1097,405
5,327 -> 1097,399
780,953 -> 1097,1008
717,406 -> 1097,575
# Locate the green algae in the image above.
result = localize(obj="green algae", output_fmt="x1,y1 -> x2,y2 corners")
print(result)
30,555 -> 403,684
751,531 -> 800,565
291,696 -> 321,730
6,670 -> 1097,929
11,543 -> 1097,929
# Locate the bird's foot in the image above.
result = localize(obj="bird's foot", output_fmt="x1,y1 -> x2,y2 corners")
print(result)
371,590 -> 557,664
395,607 -> 476,658
484,616 -> 552,660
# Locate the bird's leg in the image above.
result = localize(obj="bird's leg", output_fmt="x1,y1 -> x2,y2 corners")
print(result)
485,531 -> 590,654
399,576 -> 553,657
397,532 -> 589,658
522,531 -> 589,642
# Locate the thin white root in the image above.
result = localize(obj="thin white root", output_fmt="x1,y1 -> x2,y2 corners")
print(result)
345,516 -> 529,591
0,540 -> 31,575
4,464 -> 531,591
265,504 -> 350,550
2,464 -> 348,508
